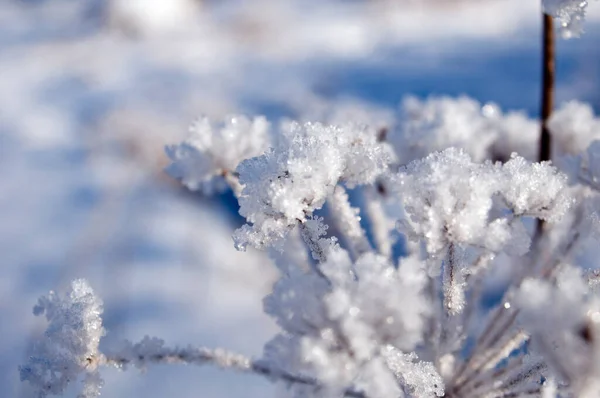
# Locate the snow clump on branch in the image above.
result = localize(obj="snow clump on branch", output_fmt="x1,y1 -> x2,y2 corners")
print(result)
543,0 -> 595,38
233,121 -> 395,251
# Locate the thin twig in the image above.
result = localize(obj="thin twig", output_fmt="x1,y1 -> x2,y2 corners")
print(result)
443,243 -> 458,314
298,220 -> 331,281
329,185 -> 373,260
363,185 -> 393,259
222,170 -> 244,198
101,344 -> 365,397
538,13 -> 555,164
535,13 -> 555,239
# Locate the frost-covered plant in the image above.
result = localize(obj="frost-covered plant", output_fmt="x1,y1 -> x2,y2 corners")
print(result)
21,102 -> 600,397
19,1 -> 600,397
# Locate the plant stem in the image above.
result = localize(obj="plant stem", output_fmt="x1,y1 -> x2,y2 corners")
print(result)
539,13 -> 555,163
535,12 -> 555,238
102,344 -> 365,398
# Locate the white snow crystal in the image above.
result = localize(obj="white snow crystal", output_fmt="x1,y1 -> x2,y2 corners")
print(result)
166,115 -> 270,194
234,121 -> 393,251
263,247 -> 432,398
543,0 -> 593,38
19,280 -> 105,398
395,148 -> 570,257
549,101 -> 600,157
391,96 -> 538,164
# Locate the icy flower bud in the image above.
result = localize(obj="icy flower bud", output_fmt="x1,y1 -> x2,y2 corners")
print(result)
549,101 -> 600,156
543,0 -> 593,38
234,121 -> 393,251
395,148 -> 570,257
391,96 -> 538,164
166,115 -> 270,194
500,154 -> 571,222
19,280 -> 105,397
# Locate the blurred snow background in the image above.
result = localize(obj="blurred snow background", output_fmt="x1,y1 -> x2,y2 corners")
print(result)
1,0 -> 599,397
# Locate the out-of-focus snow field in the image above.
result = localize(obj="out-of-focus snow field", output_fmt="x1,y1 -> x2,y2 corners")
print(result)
1,1 -> 598,397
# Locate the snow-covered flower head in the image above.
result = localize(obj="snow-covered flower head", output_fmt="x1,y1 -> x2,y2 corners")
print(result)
166,115 -> 270,194
549,101 -> 600,157
516,265 -> 600,396
263,247 -> 435,398
20,280 -> 105,398
233,121 -> 394,251
395,148 -> 570,257
391,96 -> 538,164
393,96 -> 498,163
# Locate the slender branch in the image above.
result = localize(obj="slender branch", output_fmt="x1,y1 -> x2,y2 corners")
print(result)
222,170 -> 243,198
443,243 -> 463,316
363,185 -> 393,259
100,341 -> 365,398
453,331 -> 530,394
299,221 -> 329,264
539,13 -> 555,164
329,185 -> 373,260
535,13 -> 556,239
455,355 -> 526,397
251,362 -> 365,398
102,344 -> 252,370
452,304 -> 518,385
298,220 -> 332,281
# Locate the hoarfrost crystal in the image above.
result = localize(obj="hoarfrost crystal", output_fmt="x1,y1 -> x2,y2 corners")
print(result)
542,0 -> 593,38
233,121 -> 393,251
166,115 -> 270,194
19,280 -> 105,398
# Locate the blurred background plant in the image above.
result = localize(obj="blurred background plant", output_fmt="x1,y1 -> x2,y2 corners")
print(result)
3,0 -> 600,397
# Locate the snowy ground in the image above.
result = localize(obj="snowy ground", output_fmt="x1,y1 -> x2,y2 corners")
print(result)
1,1 -> 599,397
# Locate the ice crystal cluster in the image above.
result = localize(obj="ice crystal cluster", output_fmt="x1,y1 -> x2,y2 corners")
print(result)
19,280 -> 105,398
542,0 -> 594,38
165,115 -> 270,195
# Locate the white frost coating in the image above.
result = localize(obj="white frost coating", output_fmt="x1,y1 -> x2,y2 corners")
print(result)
383,347 -> 444,397
587,141 -> 600,182
543,0 -> 594,38
329,185 -> 372,258
500,154 -> 571,222
323,252 -> 431,352
395,148 -> 569,257
165,115 -> 270,194
19,280 -> 105,398
394,96 -> 600,166
263,249 -> 431,397
515,265 -> 600,395
107,336 -> 253,371
394,96 -> 496,163
549,101 -> 600,157
363,185 -> 394,258
516,268 -> 587,334
391,96 -> 538,164
233,121 -> 393,251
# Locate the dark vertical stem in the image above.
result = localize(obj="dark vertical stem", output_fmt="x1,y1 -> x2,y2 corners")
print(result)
535,13 -> 555,239
539,13 -> 555,164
